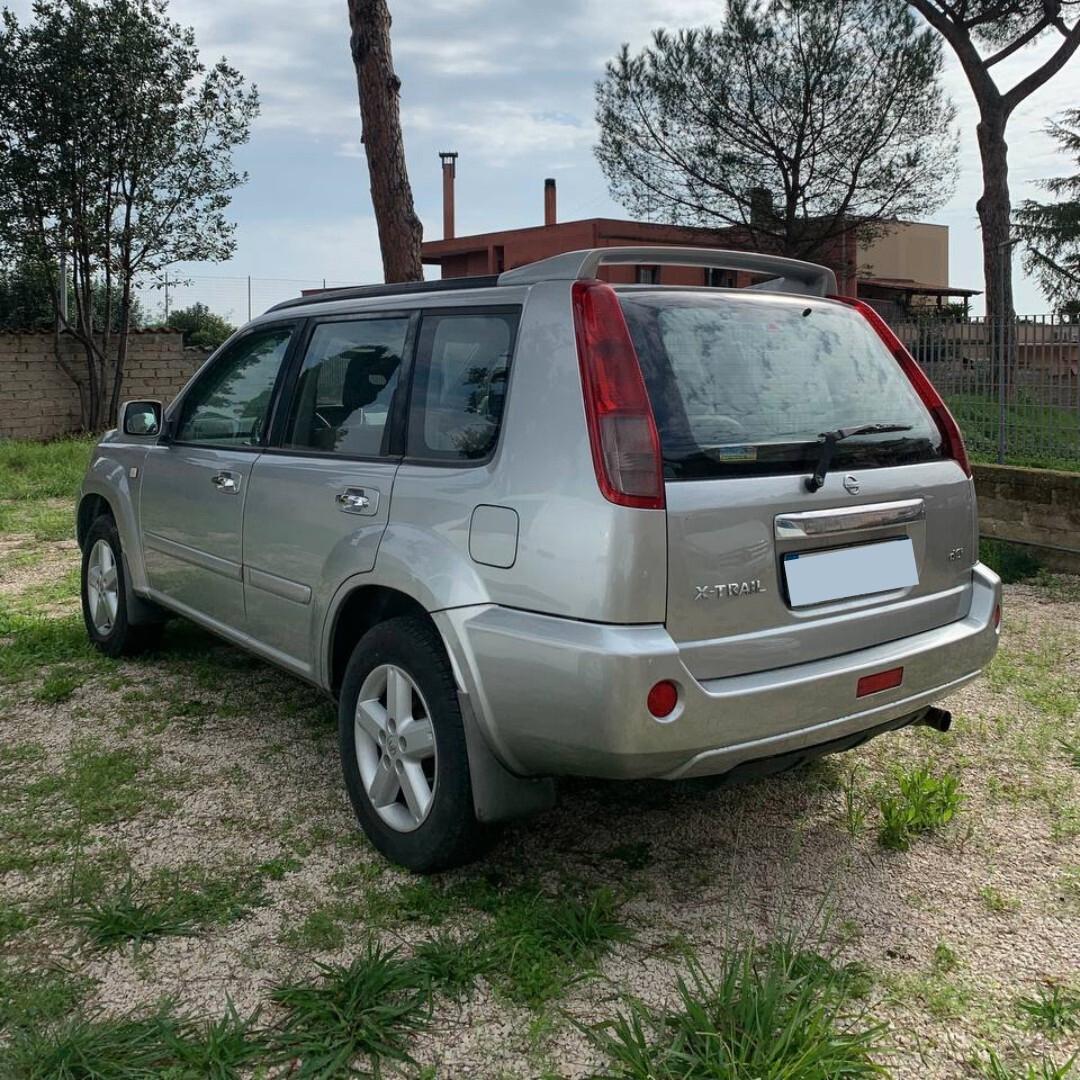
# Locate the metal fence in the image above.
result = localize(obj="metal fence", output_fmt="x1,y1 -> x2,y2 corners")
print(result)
136,274 -> 357,326
895,314 -> 1080,471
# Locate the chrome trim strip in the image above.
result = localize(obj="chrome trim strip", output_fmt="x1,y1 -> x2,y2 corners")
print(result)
775,499 -> 925,540
143,532 -> 243,581
245,566 -> 312,606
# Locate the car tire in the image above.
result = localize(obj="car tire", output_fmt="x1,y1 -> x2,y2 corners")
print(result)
338,615 -> 490,873
81,515 -> 163,658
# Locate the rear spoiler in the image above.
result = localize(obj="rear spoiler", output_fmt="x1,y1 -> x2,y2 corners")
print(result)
498,246 -> 837,297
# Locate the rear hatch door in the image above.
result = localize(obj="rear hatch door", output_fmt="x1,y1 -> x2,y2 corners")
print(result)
620,290 -> 977,680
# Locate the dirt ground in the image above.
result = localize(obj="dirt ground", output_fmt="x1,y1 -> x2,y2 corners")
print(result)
1,526 -> 1078,1078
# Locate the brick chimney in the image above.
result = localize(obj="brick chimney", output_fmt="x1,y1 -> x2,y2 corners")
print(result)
440,152 -> 458,240
544,178 -> 557,226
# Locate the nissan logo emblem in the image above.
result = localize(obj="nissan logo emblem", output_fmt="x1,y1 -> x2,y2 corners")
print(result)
843,474 -> 861,495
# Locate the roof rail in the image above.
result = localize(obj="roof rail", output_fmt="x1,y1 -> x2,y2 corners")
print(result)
497,246 -> 837,297
266,274 -> 501,313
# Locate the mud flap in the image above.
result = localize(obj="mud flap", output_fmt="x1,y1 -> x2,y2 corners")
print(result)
458,690 -> 556,824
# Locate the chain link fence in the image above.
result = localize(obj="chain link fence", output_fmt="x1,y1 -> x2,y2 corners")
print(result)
894,314 -> 1080,471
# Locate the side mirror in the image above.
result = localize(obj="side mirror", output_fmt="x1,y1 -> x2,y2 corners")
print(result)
120,400 -> 162,438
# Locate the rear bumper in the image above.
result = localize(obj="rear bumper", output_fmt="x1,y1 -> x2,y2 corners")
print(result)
436,563 -> 1001,781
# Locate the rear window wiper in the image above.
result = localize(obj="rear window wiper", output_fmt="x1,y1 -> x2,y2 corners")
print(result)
805,424 -> 913,492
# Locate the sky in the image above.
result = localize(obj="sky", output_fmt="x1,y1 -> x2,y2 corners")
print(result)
8,0 -> 1080,315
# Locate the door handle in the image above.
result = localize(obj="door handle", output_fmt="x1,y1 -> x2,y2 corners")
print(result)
211,472 -> 240,494
336,487 -> 378,515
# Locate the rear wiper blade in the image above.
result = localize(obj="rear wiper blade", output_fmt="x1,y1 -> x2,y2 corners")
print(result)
804,423 -> 913,493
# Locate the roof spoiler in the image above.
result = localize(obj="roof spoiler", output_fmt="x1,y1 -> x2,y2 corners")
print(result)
497,246 -> 837,297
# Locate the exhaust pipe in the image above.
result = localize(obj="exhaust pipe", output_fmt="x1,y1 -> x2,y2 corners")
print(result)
915,706 -> 952,733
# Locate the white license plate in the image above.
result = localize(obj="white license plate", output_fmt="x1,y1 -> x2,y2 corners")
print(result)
784,538 -> 918,608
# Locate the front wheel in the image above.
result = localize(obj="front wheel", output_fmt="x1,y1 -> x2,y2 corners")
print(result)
81,516 -> 162,658
338,616 -> 489,872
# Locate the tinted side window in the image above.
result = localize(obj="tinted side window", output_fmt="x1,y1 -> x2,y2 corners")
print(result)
407,312 -> 518,463
284,318 -> 409,457
176,326 -> 293,446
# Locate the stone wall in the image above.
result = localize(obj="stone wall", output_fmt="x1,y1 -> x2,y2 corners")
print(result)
0,331 -> 208,441
974,463 -> 1080,573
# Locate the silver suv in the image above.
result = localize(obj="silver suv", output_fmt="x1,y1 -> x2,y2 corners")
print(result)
78,247 -> 1001,871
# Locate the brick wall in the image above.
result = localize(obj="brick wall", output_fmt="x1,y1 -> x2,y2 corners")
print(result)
974,463 -> 1080,573
0,331 -> 208,441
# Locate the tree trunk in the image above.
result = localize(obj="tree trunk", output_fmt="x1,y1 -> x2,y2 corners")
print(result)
347,0 -> 423,283
976,105 -> 1016,405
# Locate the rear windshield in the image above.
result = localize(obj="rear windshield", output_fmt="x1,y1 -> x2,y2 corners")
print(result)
620,291 -> 943,481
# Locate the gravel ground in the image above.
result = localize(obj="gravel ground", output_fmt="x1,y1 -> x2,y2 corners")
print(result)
1,532 -> 1078,1078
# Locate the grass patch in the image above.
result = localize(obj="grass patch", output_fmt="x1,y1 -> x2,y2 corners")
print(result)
0,437 -> 95,502
34,665 -> 84,704
0,961 -> 92,1035
586,938 -> 887,1079
877,765 -> 963,851
69,863 -> 277,951
269,942 -> 429,1076
0,1002 -> 267,1080
410,932 -> 490,1000
482,886 -> 631,1008
0,499 -> 75,541
0,605 -> 98,683
1017,984 -> 1080,1034
980,538 -> 1043,584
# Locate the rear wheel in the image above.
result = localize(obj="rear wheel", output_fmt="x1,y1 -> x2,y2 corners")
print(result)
81,516 -> 162,658
338,616 -> 488,872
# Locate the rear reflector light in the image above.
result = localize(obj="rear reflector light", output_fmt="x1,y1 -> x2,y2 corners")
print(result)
572,279 -> 665,509
856,667 -> 904,697
647,680 -> 679,718
829,296 -> 971,477
994,603 -> 1001,630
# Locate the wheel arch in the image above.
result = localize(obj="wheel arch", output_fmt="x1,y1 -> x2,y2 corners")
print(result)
77,492 -> 113,550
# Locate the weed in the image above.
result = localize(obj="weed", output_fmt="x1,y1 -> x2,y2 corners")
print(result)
34,666 -> 83,704
484,887 -> 631,1008
841,766 -> 868,838
0,1002 -> 267,1079
269,942 -> 429,1075
601,841 -> 652,870
285,908 -> 347,952
67,880 -> 196,951
1017,984 -> 1080,1034
933,942 -> 959,974
0,961 -> 91,1034
980,885 -> 1020,914
410,932 -> 489,1000
1061,739 -> 1080,769
978,1048 -> 1079,1079
0,903 -> 31,943
979,539 -> 1041,584
877,765 -> 963,851
586,937 -> 887,1078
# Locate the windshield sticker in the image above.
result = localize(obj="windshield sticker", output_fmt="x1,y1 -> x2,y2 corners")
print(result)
711,445 -> 758,463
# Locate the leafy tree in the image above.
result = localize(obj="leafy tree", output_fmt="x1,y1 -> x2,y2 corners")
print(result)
347,0 -> 423,282
905,1 -> 1080,326
1015,109 -> 1080,310
0,0 -> 257,431
166,302 -> 235,351
594,0 -> 957,264
0,260 -> 146,332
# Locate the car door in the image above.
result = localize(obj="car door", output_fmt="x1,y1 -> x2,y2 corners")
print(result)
240,313 -> 415,675
139,322 -> 297,631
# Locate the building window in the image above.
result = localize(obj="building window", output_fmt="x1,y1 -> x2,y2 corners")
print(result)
707,268 -> 736,288
636,266 -> 660,285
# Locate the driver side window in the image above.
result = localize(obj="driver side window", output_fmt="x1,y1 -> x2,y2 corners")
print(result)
175,326 -> 293,446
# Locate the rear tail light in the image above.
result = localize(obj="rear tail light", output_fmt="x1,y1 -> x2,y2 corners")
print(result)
829,296 -> 971,477
572,280 -> 665,509
857,666 -> 904,697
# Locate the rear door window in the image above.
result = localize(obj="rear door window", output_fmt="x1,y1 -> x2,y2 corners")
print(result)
406,311 -> 518,463
620,292 -> 942,480
283,318 -> 410,457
